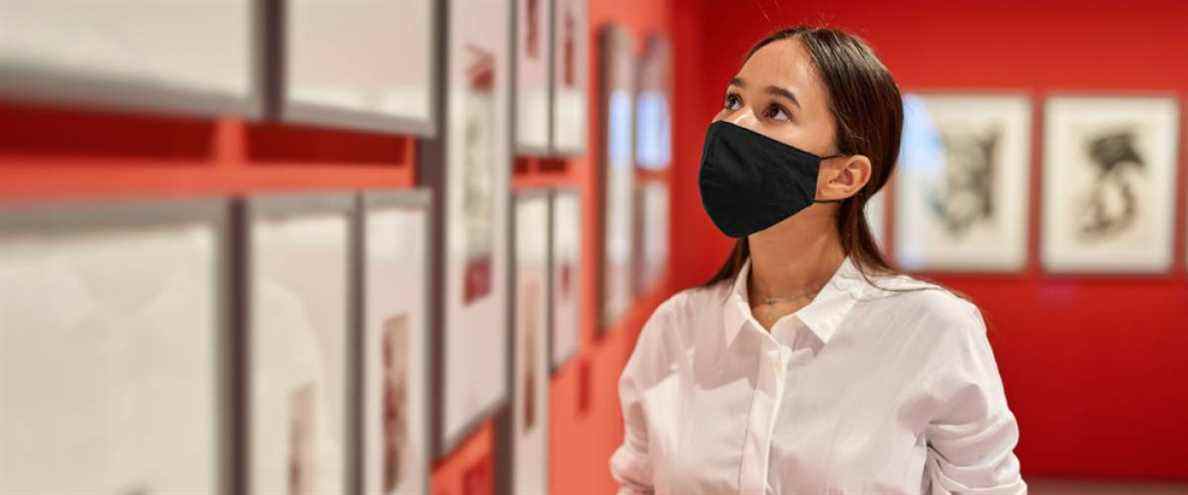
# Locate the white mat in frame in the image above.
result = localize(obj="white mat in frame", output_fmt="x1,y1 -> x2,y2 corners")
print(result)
549,187 -> 581,372
511,190 -> 551,495
360,189 -> 433,495
550,0 -> 589,155
514,0 -> 553,152
0,1 -> 259,117
1042,95 -> 1180,274
244,193 -> 356,495
283,0 -> 438,135
599,23 -> 637,332
0,197 -> 233,494
896,92 -> 1032,272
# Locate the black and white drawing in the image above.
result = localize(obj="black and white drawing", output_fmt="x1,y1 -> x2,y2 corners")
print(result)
895,93 -> 1031,271
1042,96 -> 1179,273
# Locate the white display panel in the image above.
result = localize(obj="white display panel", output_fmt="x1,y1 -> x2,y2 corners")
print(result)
549,189 -> 581,371
636,181 -> 669,295
248,195 -> 353,495
515,0 -> 552,151
0,1 -> 257,116
599,24 -> 635,331
895,93 -> 1032,272
635,35 -> 671,171
512,192 -> 550,495
0,199 -> 229,494
284,0 -> 436,134
1042,96 -> 1179,273
549,0 -> 588,154
440,0 -> 511,456
362,190 -> 432,495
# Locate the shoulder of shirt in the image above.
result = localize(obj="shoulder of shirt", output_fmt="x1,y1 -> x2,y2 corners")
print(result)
859,272 -> 986,335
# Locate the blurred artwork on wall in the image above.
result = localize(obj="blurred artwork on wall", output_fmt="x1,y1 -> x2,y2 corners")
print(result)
895,93 -> 1031,272
1042,96 -> 1179,273
248,195 -> 353,495
439,0 -> 510,458
515,0 -> 552,151
512,192 -> 550,495
635,34 -> 672,171
550,0 -> 588,154
0,199 -> 228,495
598,23 -> 637,332
363,190 -> 430,495
549,189 -> 581,372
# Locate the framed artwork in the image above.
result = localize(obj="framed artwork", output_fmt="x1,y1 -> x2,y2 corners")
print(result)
598,23 -> 637,332
245,194 -> 356,495
634,181 -> 670,295
0,2 -> 258,117
635,34 -> 672,171
549,0 -> 589,155
549,188 -> 581,372
422,0 -> 512,458
511,191 -> 551,495
360,190 -> 433,495
895,93 -> 1032,272
1042,95 -> 1180,273
0,198 -> 231,494
515,0 -> 553,152
283,0 -> 437,135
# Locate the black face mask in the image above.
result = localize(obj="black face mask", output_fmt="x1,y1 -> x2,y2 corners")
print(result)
698,121 -> 844,238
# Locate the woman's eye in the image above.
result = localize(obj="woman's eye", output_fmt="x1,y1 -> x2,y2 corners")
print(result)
723,93 -> 742,111
765,104 -> 790,122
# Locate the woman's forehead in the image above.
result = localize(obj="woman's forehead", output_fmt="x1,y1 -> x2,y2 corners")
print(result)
736,39 -> 820,96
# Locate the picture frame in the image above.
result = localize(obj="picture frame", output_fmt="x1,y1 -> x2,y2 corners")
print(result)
510,189 -> 551,495
633,181 -> 670,296
598,23 -> 637,332
549,187 -> 582,373
421,0 -> 513,459
243,193 -> 357,495
895,92 -> 1032,272
514,0 -> 553,153
359,189 -> 434,495
1041,94 -> 1180,274
281,0 -> 438,135
549,0 -> 589,155
0,197 -> 233,495
0,2 -> 261,118
635,34 -> 672,171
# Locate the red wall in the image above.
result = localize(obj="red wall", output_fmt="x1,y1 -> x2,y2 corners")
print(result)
670,0 -> 1188,480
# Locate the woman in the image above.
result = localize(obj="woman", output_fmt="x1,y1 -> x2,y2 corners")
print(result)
609,26 -> 1025,494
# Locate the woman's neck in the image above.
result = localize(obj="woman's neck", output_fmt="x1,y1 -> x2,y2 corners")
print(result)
746,212 -> 845,303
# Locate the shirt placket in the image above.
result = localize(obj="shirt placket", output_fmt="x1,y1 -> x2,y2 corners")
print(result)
739,334 -> 791,495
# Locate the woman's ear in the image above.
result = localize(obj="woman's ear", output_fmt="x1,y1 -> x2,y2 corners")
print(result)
817,155 -> 873,201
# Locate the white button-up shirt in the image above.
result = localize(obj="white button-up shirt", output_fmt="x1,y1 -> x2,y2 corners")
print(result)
610,256 -> 1026,494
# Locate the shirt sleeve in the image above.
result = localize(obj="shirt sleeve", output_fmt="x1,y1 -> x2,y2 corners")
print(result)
923,306 -> 1027,495
608,295 -> 677,494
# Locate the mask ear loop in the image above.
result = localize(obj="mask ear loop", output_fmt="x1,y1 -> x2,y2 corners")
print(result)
812,153 -> 849,204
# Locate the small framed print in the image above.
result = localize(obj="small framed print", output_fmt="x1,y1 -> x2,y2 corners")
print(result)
511,190 -> 551,495
0,1 -> 259,118
549,0 -> 589,155
549,188 -> 581,372
425,0 -> 512,458
598,23 -> 637,332
895,93 -> 1032,272
360,189 -> 433,495
0,197 -> 232,494
1042,95 -> 1180,274
244,193 -> 356,495
515,0 -> 553,152
633,181 -> 670,296
283,0 -> 437,135
635,34 -> 672,171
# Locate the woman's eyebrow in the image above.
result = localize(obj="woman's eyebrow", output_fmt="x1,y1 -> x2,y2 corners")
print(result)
765,86 -> 801,109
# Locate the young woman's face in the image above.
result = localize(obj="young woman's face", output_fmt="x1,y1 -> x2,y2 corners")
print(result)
713,38 -> 840,161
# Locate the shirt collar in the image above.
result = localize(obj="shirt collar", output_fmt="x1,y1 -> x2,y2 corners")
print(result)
722,255 -> 865,348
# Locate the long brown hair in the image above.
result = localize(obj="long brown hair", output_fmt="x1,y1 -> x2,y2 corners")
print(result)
702,25 -> 904,289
